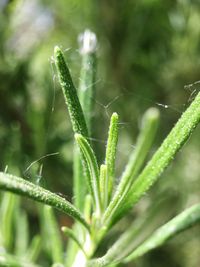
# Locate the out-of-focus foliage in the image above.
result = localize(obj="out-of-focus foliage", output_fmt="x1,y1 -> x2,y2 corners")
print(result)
0,0 -> 200,266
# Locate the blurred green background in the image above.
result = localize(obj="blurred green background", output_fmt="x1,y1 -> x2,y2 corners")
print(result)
0,0 -> 200,266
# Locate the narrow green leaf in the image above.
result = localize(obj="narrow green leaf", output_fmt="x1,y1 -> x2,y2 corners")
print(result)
26,235 -> 41,262
0,252 -> 41,267
87,223 -> 142,267
73,149 -> 87,211
0,172 -> 90,231
103,108 -> 159,226
105,112 -> 119,203
65,223 -> 85,267
15,209 -> 29,257
41,205 -> 63,263
99,164 -> 108,210
88,203 -> 200,267
62,226 -> 87,257
75,134 -> 101,215
111,92 -> 200,225
124,203 -> 200,262
84,194 -> 93,223
54,46 -> 88,137
0,192 -> 16,250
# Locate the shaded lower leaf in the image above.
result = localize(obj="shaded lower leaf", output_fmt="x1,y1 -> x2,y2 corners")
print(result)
40,205 -> 63,263
124,203 -> 200,262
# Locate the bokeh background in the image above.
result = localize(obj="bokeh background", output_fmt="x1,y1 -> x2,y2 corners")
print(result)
0,0 -> 200,266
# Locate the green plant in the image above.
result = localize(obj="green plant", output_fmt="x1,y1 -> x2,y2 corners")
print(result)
0,30 -> 200,267
0,192 -> 41,267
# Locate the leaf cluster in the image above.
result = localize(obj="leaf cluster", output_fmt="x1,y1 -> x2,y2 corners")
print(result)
0,31 -> 200,267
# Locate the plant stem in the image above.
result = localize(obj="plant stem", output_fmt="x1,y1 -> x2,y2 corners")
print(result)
74,30 -> 97,212
78,29 -> 97,134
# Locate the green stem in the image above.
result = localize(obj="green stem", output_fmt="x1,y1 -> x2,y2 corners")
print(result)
78,29 -> 97,134
74,30 -> 97,211
69,29 -> 97,266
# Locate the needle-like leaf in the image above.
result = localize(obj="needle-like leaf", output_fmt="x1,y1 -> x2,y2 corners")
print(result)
84,194 -> 93,223
112,92 -> 200,225
26,235 -> 41,262
103,108 -> 159,226
54,46 -> 88,137
75,134 -> 101,215
0,253 -> 41,267
0,172 -> 90,231
88,204 -> 200,267
99,164 -> 108,210
62,226 -> 87,256
124,203 -> 200,262
40,205 -> 63,263
15,208 -> 29,257
105,112 -> 119,203
67,30 -> 97,266
87,193 -> 180,267
0,192 -> 16,250
54,46 -> 92,215
74,30 -> 97,211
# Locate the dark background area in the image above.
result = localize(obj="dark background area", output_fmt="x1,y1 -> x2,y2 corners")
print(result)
0,0 -> 200,266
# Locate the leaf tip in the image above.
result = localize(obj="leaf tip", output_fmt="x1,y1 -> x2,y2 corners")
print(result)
74,133 -> 82,141
112,112 -> 119,118
143,107 -> 160,126
78,29 -> 97,54
54,45 -> 62,57
61,226 -> 67,233
147,107 -> 160,118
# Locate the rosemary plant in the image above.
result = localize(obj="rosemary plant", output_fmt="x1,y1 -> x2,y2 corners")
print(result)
0,30 -> 200,267
0,192 -> 42,267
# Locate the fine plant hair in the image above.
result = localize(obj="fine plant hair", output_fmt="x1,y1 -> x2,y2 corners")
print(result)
0,30 -> 200,267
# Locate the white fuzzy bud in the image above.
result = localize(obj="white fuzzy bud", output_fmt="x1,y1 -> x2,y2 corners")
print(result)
78,29 -> 97,55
